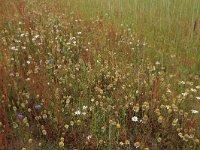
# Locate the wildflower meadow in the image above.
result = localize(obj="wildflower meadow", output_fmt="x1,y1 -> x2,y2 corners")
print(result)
0,0 -> 200,149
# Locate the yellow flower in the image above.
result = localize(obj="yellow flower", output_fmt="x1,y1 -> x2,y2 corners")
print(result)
168,109 -> 172,113
133,104 -> 139,112
99,139 -> 104,144
194,139 -> 199,145
125,140 -> 130,145
160,104 -> 165,109
142,104 -> 146,111
77,120 -> 81,125
13,106 -> 17,111
101,126 -> 106,132
116,123 -> 121,129
176,128 -> 181,132
64,124 -> 69,129
155,109 -> 160,115
28,138 -> 33,143
143,102 -> 149,109
60,137 -> 64,142
157,137 -> 162,143
143,115 -> 148,122
183,134 -> 190,141
21,103 -> 25,108
184,134 -> 189,139
184,112 -> 188,118
23,117 -> 28,124
179,110 -> 183,115
172,119 -> 178,126
158,116 -> 163,123
59,141 -> 64,148
26,123 -> 29,127
172,104 -> 178,112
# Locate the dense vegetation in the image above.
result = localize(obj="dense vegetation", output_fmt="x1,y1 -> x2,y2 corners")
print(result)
0,0 -> 200,149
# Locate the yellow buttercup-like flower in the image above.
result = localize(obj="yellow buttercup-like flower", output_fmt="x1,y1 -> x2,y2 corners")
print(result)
59,141 -> 64,148
116,123 -> 121,129
158,116 -> 163,123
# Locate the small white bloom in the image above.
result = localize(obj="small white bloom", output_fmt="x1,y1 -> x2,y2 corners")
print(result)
167,89 -> 171,93
191,88 -> 197,92
131,116 -> 138,122
166,105 -> 170,110
181,92 -> 188,97
180,81 -> 186,85
196,97 -> 200,100
87,135 -> 92,140
32,35 -> 39,41
20,33 -> 25,37
22,46 -> 26,50
178,133 -> 183,138
134,142 -> 140,148
196,85 -> 200,89
189,134 -> 194,139
11,46 -> 18,51
83,106 -> 88,110
75,110 -> 81,115
191,110 -> 199,114
64,124 -> 69,129
143,42 -> 147,46
155,61 -> 160,65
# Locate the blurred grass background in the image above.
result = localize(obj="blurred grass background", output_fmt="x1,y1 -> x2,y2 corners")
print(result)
69,0 -> 200,72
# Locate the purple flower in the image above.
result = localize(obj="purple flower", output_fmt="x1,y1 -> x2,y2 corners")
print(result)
35,104 -> 42,110
47,60 -> 53,64
17,113 -> 23,119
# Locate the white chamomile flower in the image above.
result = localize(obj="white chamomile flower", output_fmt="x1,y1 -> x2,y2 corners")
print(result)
191,110 -> 199,114
131,116 -> 138,122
